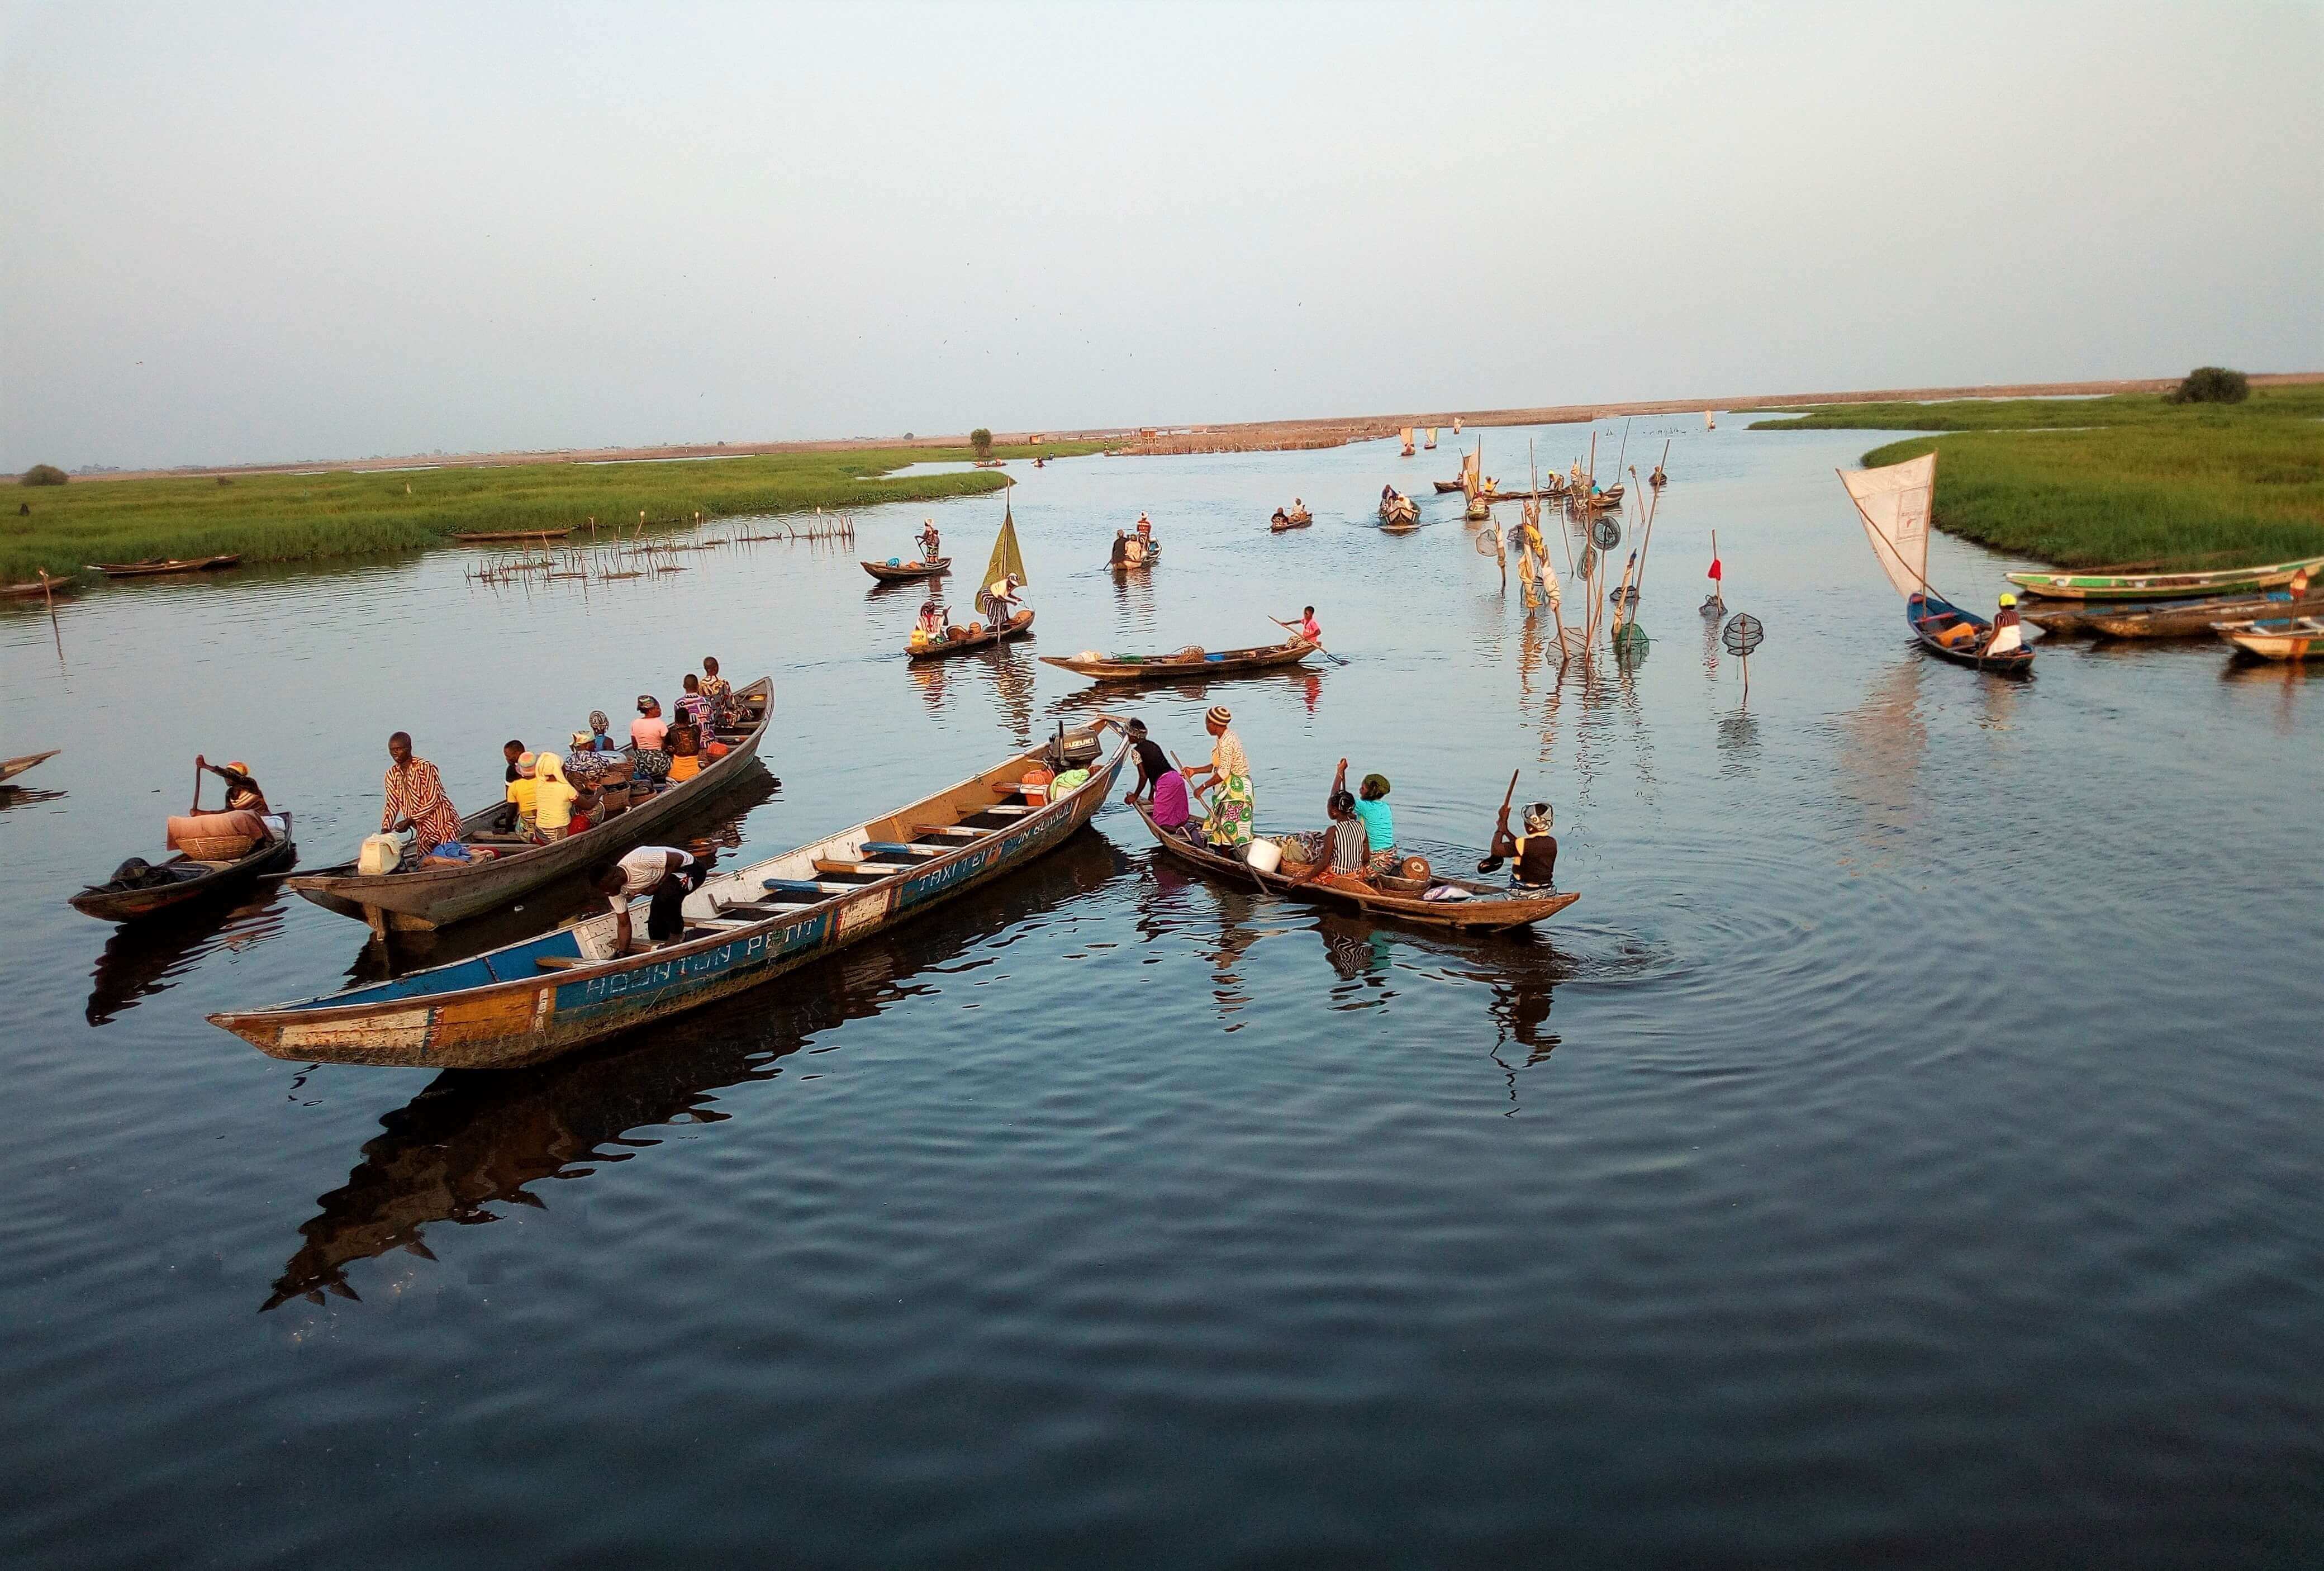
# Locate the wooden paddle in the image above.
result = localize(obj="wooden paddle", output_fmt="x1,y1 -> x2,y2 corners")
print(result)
1272,618 -> 1349,666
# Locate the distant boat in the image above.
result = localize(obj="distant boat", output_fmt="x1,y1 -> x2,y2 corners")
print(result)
1843,452 -> 2031,676
2004,554 -> 2324,603
1040,637 -> 1317,684
1424,428 -> 1437,450
862,557 -> 950,583
453,529 -> 572,544
87,554 -> 240,578
1378,495 -> 1420,530
1704,410 -> 1715,430
3,573 -> 75,599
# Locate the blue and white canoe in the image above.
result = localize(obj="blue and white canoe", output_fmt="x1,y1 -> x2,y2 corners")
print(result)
210,728 -> 1130,1070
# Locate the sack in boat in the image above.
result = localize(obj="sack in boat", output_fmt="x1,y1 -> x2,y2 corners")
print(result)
168,809 -> 265,857
704,740 -> 729,759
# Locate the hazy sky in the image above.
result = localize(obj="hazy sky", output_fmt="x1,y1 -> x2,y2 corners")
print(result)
3,1 -> 2317,470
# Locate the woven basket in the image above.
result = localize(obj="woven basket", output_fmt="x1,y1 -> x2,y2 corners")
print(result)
1375,873 -> 1429,896
178,834 -> 256,861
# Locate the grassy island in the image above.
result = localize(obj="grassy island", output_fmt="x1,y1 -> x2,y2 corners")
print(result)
2,443 -> 1102,584
1753,386 -> 2324,569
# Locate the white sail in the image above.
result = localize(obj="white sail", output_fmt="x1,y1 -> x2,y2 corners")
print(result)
1840,452 -> 1936,599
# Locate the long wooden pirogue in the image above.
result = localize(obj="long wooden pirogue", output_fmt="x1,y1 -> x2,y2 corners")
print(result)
2089,592 -> 2324,639
87,554 -> 241,578
1040,637 -> 1316,684
1134,806 -> 1577,933
212,729 -> 1131,1070
862,556 -> 950,583
72,815 -> 297,922
3,575 -> 77,599
1,749 -> 60,785
2005,553 -> 2324,602
907,608 -> 1035,659
1379,495 -> 1421,530
452,529 -> 573,544
288,677 -> 774,932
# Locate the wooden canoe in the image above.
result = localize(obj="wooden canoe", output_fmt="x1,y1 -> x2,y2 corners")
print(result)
211,730 -> 1131,1070
2089,592 -> 2324,640
1379,497 -> 1420,529
1110,550 -> 1158,573
1,749 -> 60,785
4,576 -> 76,599
288,678 -> 774,932
1432,480 -> 1467,494
862,556 -> 951,583
2219,616 -> 2324,662
87,554 -> 241,578
2005,554 -> 2324,602
907,608 -> 1035,659
452,529 -> 573,544
71,815 -> 297,922
1269,514 -> 1312,533
2022,597 -> 2193,635
1040,637 -> 1316,683
1134,805 -> 1578,933
1908,591 -> 2032,675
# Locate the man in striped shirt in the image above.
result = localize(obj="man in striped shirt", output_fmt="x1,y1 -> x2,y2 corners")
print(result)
381,732 -> 464,855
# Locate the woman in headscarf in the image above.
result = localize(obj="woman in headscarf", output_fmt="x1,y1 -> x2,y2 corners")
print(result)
1182,705 -> 1254,852
583,711 -> 618,753
532,751 -> 579,841
698,657 -> 734,729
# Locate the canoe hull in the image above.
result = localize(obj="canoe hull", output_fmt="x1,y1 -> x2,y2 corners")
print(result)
71,818 -> 296,922
1135,806 -> 1577,933
213,737 -> 1129,1069
1,749 -> 60,785
906,609 -> 1034,659
2090,592 -> 2324,639
288,678 -> 773,929
1908,591 -> 2033,675
1039,639 -> 1315,684
2222,620 -> 2324,662
2005,554 -> 2324,602
862,557 -> 950,582
87,554 -> 240,578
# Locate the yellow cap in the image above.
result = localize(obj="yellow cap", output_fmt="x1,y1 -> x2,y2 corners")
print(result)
1998,592 -> 2017,607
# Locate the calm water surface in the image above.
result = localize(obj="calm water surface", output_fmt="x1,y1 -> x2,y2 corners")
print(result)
3,421 -> 2319,1567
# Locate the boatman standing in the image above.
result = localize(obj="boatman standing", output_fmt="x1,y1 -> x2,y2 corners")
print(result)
381,733 -> 465,857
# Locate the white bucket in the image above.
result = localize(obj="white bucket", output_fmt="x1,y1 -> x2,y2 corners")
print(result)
1245,838 -> 1282,874
357,833 -> 403,876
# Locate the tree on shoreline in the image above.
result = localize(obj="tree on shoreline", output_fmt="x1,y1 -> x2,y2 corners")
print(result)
970,428 -> 993,460
20,464 -> 68,486
2168,367 -> 2249,405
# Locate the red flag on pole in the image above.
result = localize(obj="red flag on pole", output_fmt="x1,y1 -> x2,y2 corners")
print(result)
1708,556 -> 1723,581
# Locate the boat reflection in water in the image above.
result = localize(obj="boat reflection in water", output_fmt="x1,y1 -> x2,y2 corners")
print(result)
85,885 -> 291,1027
263,831 -> 1129,1311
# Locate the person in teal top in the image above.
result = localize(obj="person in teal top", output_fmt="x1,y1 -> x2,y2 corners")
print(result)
1333,760 -> 1397,874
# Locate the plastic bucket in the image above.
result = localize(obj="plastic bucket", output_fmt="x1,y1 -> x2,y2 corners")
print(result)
1246,839 -> 1283,874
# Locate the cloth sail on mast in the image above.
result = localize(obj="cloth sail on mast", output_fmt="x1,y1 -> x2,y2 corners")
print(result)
1840,452 -> 1936,599
984,493 -> 1028,591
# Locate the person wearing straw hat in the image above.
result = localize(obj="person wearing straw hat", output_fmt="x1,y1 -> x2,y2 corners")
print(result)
1182,705 -> 1255,853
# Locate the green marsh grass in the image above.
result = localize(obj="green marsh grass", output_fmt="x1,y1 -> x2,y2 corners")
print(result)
1756,390 -> 2324,569
1,443 -> 1104,583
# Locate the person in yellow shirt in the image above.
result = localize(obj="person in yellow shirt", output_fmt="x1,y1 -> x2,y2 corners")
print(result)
504,753 -> 540,836
533,752 -> 579,841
